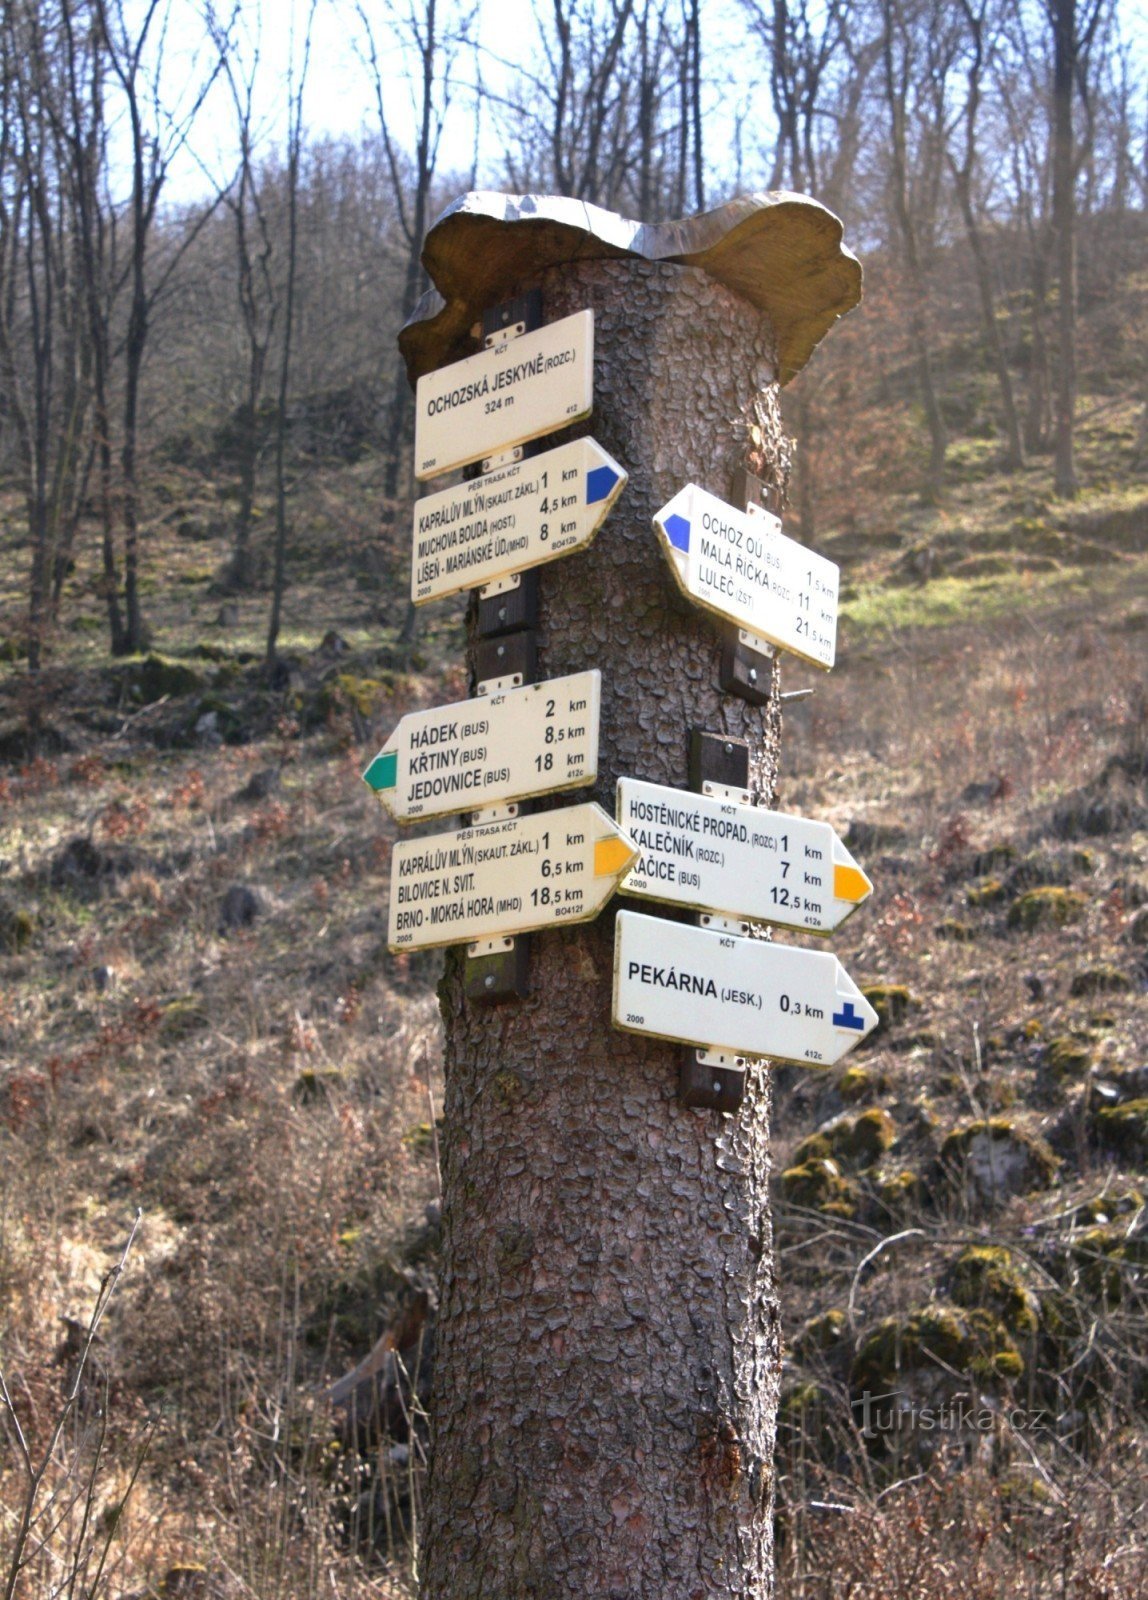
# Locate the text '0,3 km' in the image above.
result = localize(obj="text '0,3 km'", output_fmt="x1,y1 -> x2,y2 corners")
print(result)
413,310 -> 595,480
388,803 -> 637,952
612,911 -> 879,1068
616,777 -> 871,935
652,483 -> 840,669
411,437 -> 626,604
363,671 -> 602,824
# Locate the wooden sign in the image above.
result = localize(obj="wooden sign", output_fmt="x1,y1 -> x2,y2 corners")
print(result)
388,803 -> 637,952
616,777 -> 871,934
414,310 -> 594,480
652,483 -> 839,669
364,672 -> 601,823
612,910 -> 878,1067
411,437 -> 626,603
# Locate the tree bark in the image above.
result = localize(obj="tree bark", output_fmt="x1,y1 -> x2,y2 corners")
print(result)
1051,0 -> 1078,498
420,256 -> 786,1599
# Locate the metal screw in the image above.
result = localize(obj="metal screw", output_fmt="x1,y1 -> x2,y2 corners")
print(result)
723,742 -> 734,755
713,1080 -> 721,1094
498,604 -> 507,621
484,974 -> 495,989
497,644 -> 506,659
748,668 -> 758,683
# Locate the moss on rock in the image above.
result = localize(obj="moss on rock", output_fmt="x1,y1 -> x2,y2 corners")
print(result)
793,1308 -> 848,1359
157,995 -> 210,1042
1007,886 -> 1088,931
851,1304 -> 1025,1392
0,902 -> 35,953
838,1065 -> 873,1103
780,1157 -> 859,1218
1070,965 -> 1132,997
1046,1035 -> 1093,1080
940,1118 -> 1058,1203
967,878 -> 1008,908
1093,1099 -> 1148,1157
132,653 -> 208,703
949,1246 -> 1040,1336
793,1109 -> 897,1171
861,984 -> 913,1027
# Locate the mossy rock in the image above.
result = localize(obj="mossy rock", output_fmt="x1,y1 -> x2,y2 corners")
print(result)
780,1157 -> 858,1218
158,995 -> 210,1042
948,1246 -> 1040,1335
402,1120 -> 440,1155
847,1108 -> 897,1165
940,1118 -> 1058,1203
132,653 -> 208,703
293,1067 -> 347,1104
1005,847 -> 1094,893
1072,1187 -> 1143,1227
874,1168 -> 925,1212
327,673 -> 392,718
792,1308 -> 848,1359
851,1304 -> 1024,1393
861,984 -> 913,1027
1063,1223 -> 1148,1304
1046,1035 -> 1093,1080
794,1109 -> 897,1171
0,901 -> 35,953
838,1065 -> 873,1104
776,1378 -> 839,1456
1007,886 -> 1088,931
966,877 -> 1008,908
937,918 -> 977,941
1093,1099 -> 1148,1157
969,843 -> 1017,877
1070,965 -> 1132,997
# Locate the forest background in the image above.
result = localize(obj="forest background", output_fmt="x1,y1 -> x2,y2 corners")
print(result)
1,0 -> 1146,1596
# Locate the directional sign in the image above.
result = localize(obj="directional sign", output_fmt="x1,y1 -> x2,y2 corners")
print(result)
411,438 -> 627,604
363,672 -> 602,823
616,777 -> 871,935
414,310 -> 594,481
612,911 -> 878,1067
388,803 -> 637,952
652,483 -> 839,669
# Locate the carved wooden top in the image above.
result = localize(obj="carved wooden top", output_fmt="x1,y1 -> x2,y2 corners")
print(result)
399,191 -> 862,387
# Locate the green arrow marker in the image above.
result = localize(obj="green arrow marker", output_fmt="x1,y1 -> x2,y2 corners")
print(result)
363,750 -> 398,792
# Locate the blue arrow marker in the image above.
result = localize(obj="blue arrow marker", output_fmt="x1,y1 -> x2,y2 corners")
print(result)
833,1001 -> 866,1031
586,464 -> 620,504
665,513 -> 691,553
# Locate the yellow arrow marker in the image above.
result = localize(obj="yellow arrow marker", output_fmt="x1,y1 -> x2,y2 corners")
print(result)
834,863 -> 873,904
595,836 -> 637,879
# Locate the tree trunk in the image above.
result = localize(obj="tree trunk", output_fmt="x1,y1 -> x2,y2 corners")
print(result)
1051,0 -> 1077,498
1023,245 -> 1052,455
420,255 -> 786,1599
952,176 -> 1024,470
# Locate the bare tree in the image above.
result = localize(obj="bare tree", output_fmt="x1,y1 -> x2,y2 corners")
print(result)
208,7 -> 278,591
1046,0 -> 1109,498
879,0 -> 949,500
353,0 -> 475,503
937,0 -> 1025,467
92,0 -> 229,652
265,0 -> 317,668
0,0 -> 98,670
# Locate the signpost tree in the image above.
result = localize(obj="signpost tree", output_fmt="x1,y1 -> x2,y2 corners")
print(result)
374,193 -> 862,1599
